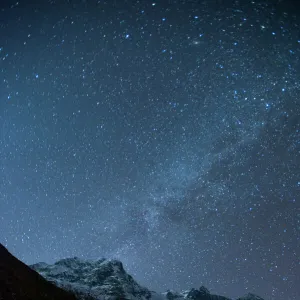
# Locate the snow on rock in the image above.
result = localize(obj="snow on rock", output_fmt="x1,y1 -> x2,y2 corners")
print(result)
31,257 -> 151,300
162,286 -> 232,300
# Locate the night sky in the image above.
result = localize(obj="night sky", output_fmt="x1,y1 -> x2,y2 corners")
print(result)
0,0 -> 299,299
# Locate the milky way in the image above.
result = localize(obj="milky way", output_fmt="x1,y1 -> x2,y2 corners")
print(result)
0,1 -> 299,299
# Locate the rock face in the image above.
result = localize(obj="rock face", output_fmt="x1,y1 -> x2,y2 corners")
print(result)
30,257 -> 154,300
0,243 -> 77,300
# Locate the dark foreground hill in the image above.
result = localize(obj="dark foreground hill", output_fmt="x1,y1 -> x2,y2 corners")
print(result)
0,243 -> 77,300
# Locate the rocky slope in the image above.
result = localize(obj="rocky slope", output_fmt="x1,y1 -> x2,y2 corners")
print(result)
0,243 -> 77,300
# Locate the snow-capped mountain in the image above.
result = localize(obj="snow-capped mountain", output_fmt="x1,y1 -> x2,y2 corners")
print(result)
30,257 -> 264,300
30,257 -> 155,300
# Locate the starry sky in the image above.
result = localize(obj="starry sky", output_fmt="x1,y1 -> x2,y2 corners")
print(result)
0,0 -> 299,299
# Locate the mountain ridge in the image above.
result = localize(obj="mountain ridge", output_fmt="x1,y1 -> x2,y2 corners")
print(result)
0,243 -> 265,300
30,256 -> 264,300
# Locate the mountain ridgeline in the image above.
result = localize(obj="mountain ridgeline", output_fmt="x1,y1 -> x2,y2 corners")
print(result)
0,243 -> 264,300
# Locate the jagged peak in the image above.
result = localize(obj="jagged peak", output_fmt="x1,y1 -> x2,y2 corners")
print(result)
164,286 -> 231,300
30,255 -> 151,300
53,257 -> 106,267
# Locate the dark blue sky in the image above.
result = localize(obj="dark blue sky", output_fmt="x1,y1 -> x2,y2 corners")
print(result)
0,1 -> 299,299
